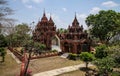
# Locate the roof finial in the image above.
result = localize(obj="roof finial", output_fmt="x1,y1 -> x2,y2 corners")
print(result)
75,12 -> 77,19
43,8 -> 46,16
50,13 -> 51,18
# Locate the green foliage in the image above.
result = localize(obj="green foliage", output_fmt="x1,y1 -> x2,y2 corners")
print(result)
107,45 -> 120,67
112,71 -> 120,76
0,47 -> 6,62
68,53 -> 78,60
57,28 -> 68,34
0,34 -> 7,47
51,49 -> 57,52
93,57 -> 115,75
86,10 -> 120,43
80,52 -> 94,69
7,23 -> 31,47
24,40 -> 46,54
80,52 -> 94,62
95,45 -> 108,59
15,23 -> 30,35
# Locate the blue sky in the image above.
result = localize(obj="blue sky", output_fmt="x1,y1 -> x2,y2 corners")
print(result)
8,0 -> 120,29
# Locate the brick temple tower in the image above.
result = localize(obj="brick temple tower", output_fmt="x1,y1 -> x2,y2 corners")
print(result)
59,14 -> 91,54
33,11 -> 56,50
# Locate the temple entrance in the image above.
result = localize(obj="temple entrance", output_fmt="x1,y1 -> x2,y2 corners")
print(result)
81,42 -> 90,52
51,35 -> 61,52
64,42 -> 73,53
77,44 -> 81,54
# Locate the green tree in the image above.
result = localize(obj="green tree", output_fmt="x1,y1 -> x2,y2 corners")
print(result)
107,45 -> 120,68
0,34 -> 7,47
57,28 -> 68,34
0,47 -> 6,62
0,0 -> 13,21
7,23 -> 31,46
0,34 -> 7,62
93,57 -> 115,76
80,52 -> 94,69
95,45 -> 108,59
86,10 -> 120,44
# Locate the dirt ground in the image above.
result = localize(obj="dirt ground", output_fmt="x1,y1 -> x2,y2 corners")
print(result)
0,49 -> 83,76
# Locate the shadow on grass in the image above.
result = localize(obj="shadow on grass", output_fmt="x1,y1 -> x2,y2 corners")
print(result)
79,67 -> 95,72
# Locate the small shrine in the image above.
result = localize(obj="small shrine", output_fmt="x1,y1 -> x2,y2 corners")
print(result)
33,11 -> 56,50
59,15 -> 91,54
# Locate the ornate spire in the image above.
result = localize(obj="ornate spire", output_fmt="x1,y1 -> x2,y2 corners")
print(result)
41,9 -> 48,22
49,14 -> 54,24
72,12 -> 79,26
43,8 -> 46,17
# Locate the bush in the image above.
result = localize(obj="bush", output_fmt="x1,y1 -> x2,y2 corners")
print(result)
93,57 -> 115,76
79,52 -> 95,69
0,47 -> 6,62
107,45 -> 120,68
68,53 -> 78,60
95,44 -> 108,59
51,49 -> 57,52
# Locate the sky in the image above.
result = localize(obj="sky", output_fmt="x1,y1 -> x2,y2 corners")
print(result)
7,0 -> 120,29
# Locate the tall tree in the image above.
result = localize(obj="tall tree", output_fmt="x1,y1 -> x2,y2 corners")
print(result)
0,34 -> 7,62
86,10 -> 120,43
7,23 -> 31,46
0,0 -> 15,35
0,0 -> 13,22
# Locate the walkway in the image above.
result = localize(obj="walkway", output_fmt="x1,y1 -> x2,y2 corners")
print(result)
33,63 -> 93,76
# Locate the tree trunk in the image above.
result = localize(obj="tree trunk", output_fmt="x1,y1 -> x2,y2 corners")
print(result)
24,51 -> 32,76
86,62 -> 89,69
2,56 -> 5,62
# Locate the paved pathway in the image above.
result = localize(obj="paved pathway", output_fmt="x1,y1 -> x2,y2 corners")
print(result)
33,64 -> 93,76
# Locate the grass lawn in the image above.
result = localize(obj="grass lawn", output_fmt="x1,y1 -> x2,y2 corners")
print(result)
0,48 -> 83,75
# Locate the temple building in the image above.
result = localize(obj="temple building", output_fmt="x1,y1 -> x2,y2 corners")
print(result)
58,15 -> 91,54
33,11 -> 56,50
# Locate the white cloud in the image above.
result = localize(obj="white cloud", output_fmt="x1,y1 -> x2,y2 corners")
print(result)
77,13 -> 88,29
25,5 -> 34,9
46,13 -> 67,28
22,0 -> 29,3
21,0 -> 43,4
62,8 -> 67,12
102,1 -> 119,7
32,0 -> 43,3
77,14 -> 87,19
90,7 -> 101,14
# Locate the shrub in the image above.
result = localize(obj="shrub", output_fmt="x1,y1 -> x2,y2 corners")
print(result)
95,44 -> 108,59
93,57 -> 115,75
0,47 -> 6,62
68,53 -> 78,60
51,49 -> 57,52
80,52 -> 95,69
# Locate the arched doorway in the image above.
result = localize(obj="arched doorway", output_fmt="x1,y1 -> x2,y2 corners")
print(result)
64,42 -> 73,53
51,35 -> 61,52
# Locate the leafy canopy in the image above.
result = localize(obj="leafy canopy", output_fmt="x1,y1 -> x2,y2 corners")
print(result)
86,10 -> 120,43
95,44 -> 108,59
80,52 -> 94,62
